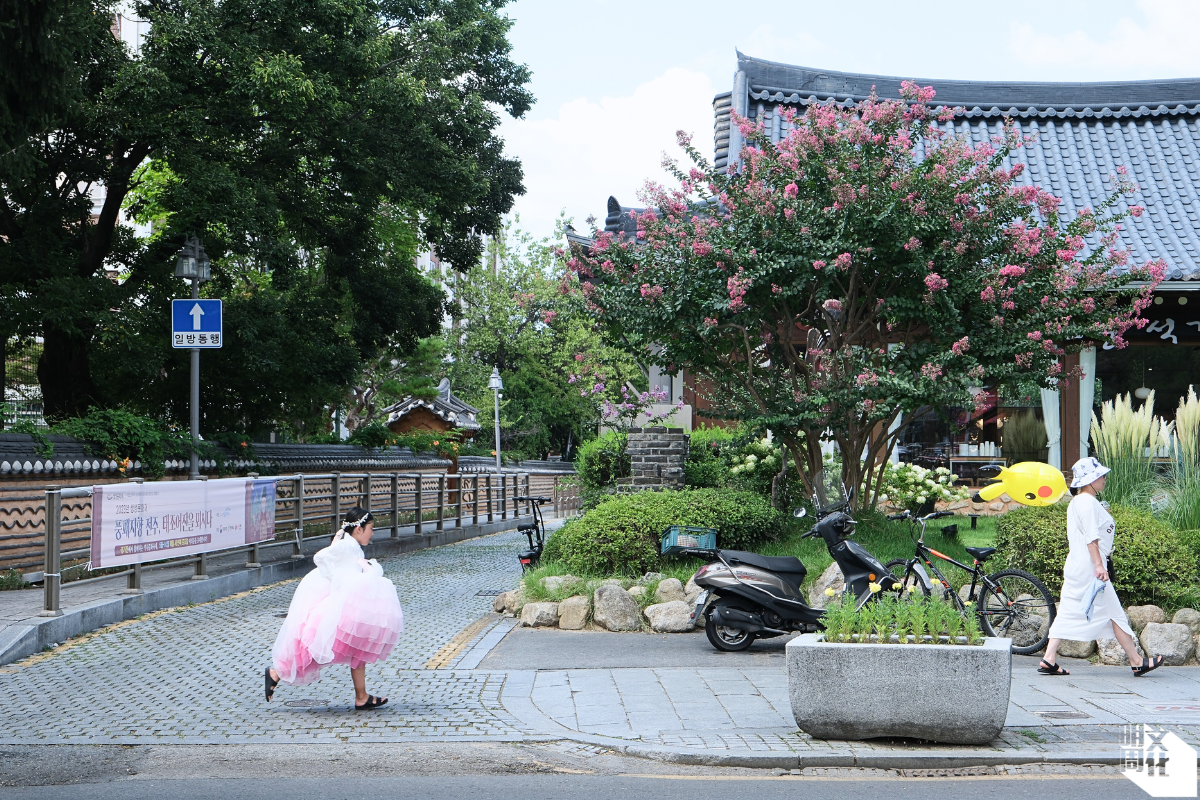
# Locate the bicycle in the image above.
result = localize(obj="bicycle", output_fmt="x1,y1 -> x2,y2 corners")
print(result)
514,495 -> 550,572
883,509 -> 1056,655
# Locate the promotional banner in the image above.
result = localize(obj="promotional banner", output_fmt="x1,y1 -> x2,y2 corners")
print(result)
90,478 -> 277,568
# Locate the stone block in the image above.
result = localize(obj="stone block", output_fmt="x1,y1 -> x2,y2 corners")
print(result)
786,634 -> 1011,744
1127,605 -> 1166,632
808,562 -> 844,608
1097,636 -> 1144,665
644,601 -> 693,632
520,601 -> 559,628
540,575 -> 581,594
1057,639 -> 1097,659
655,578 -> 686,604
557,595 -> 591,630
684,576 -> 702,604
493,593 -> 508,613
628,585 -> 647,599
593,584 -> 641,631
502,587 -> 525,615
1140,622 -> 1195,665
1173,608 -> 1200,635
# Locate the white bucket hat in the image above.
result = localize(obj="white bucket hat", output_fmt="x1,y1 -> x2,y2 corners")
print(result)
1070,456 -> 1111,489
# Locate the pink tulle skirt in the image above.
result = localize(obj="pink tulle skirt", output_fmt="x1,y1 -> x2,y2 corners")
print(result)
272,569 -> 404,685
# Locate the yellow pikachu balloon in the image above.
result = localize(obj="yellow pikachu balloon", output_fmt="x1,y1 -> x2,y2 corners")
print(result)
975,462 -> 1067,507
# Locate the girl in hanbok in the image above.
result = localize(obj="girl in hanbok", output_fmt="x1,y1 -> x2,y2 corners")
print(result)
1038,458 -> 1164,677
264,507 -> 403,709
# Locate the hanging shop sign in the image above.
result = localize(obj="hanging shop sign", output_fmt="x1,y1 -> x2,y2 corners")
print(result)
1107,292 -> 1200,347
90,477 -> 277,568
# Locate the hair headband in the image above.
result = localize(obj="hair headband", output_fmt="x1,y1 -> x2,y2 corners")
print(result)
340,513 -> 372,532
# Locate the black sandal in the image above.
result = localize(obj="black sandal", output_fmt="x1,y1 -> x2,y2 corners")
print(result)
264,665 -> 280,701
1133,655 -> 1165,676
355,694 -> 388,711
1037,659 -> 1070,675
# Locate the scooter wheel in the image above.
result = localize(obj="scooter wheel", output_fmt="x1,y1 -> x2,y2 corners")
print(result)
705,612 -> 755,652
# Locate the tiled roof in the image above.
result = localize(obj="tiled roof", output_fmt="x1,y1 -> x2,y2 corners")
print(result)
381,379 -> 482,432
694,52 -> 1200,282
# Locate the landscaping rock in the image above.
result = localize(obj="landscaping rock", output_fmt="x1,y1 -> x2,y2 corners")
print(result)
502,588 -> 526,615
1127,605 -> 1166,633
808,562 -> 844,608
684,576 -> 702,604
520,602 -> 560,628
540,575 -> 582,594
1057,639 -> 1097,659
1173,608 -> 1200,636
593,585 -> 642,631
628,585 -> 648,599
644,601 -> 693,632
655,578 -> 686,604
599,578 -> 625,587
558,595 -> 591,630
639,572 -> 666,584
492,593 -> 508,613
1140,622 -> 1195,666
1097,636 -> 1144,666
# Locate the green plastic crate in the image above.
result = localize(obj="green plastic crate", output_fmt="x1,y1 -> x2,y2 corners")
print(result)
661,525 -> 717,556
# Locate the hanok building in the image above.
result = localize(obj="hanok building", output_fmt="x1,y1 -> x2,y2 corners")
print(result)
604,52 -> 1200,480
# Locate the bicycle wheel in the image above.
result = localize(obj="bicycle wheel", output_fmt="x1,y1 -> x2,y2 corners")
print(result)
978,568 -> 1056,654
885,559 -> 930,601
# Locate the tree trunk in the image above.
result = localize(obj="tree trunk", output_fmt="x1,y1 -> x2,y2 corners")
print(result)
37,325 -> 97,422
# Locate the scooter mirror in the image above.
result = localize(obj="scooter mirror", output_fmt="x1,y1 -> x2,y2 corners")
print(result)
793,507 -> 807,519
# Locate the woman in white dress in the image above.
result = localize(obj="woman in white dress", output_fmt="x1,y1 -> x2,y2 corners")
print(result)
1038,457 -> 1164,677
263,507 -> 404,709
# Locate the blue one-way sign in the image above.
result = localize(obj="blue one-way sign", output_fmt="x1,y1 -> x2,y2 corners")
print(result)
171,299 -> 223,349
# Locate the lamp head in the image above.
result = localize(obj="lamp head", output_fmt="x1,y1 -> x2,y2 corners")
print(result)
488,366 -> 503,391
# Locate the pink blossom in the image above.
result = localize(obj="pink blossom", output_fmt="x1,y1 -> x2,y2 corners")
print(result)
951,336 -> 970,356
822,298 -> 843,313
1129,205 -> 1145,218
639,283 -> 663,302
834,252 -> 853,271
1027,330 -> 1042,340
783,208 -> 794,220
920,363 -> 943,381
856,371 -> 879,387
541,310 -> 558,324
692,241 -> 713,256
771,283 -> 783,294
980,286 -> 996,302
998,265 -> 1026,279
783,182 -> 798,198
904,237 -> 922,251
924,273 -> 948,292
812,260 -> 827,270
727,269 -> 752,312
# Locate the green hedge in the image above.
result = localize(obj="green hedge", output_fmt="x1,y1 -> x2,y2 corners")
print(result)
574,431 -> 628,508
543,488 -> 784,576
995,502 -> 1194,608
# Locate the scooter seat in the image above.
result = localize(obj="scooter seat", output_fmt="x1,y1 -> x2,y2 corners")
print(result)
966,546 -> 996,562
721,550 -> 806,578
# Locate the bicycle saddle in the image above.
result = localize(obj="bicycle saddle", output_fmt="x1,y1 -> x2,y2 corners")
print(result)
517,523 -> 537,532
966,546 -> 996,562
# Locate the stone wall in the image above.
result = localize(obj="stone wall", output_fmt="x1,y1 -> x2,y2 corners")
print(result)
617,427 -> 689,493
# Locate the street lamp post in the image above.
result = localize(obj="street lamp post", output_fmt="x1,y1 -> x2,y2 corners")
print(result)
174,236 -> 211,480
488,367 -> 503,471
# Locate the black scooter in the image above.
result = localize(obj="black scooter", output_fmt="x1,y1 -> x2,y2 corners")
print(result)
685,483 -> 898,651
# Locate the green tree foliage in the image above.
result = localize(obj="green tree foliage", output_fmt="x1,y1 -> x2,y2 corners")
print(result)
0,0 -> 531,427
445,219 -> 643,460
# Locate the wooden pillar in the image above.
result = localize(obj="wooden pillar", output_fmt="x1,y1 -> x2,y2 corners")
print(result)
1060,352 -> 1082,474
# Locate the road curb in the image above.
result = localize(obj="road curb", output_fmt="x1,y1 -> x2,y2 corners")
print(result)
0,516 -> 530,667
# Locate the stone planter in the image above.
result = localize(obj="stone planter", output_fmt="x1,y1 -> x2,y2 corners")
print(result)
786,634 -> 1011,745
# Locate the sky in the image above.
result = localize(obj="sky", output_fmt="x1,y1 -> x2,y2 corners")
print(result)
495,0 -> 1200,238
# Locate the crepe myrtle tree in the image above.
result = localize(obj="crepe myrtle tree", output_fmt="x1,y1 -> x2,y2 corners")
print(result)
565,83 -> 1164,510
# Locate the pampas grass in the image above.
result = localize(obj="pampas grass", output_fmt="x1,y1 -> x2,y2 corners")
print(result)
1091,392 -> 1172,509
1167,387 -> 1200,531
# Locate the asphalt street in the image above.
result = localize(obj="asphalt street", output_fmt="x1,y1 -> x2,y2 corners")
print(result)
0,743 -> 1145,799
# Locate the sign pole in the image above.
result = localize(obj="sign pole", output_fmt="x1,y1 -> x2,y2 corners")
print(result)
189,276 -> 200,480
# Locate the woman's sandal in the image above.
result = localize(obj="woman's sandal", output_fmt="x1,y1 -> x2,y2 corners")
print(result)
1133,655 -> 1165,677
355,694 -> 388,711
264,666 -> 280,702
1037,659 -> 1070,675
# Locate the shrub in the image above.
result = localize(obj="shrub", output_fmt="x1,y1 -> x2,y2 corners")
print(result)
684,424 -> 739,488
874,462 -> 968,513
995,501 -> 1193,607
53,408 -> 193,477
545,488 -> 785,576
574,431 -> 628,507
1002,409 -> 1048,464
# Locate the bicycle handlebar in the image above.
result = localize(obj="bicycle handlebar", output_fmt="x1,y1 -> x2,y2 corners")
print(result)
887,512 -> 910,521
514,496 -> 550,504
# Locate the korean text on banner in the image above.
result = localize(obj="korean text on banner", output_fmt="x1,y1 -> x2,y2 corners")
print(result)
90,478 -> 277,568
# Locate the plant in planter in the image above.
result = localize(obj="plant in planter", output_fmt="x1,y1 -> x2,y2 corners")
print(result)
787,596 -> 1011,744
